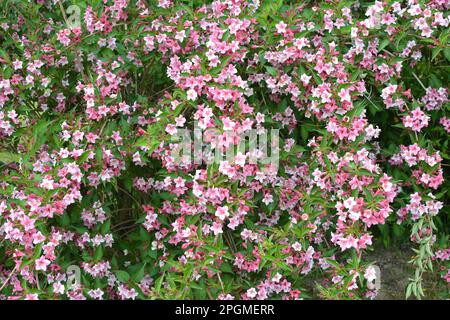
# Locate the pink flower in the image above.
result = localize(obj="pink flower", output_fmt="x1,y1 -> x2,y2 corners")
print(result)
234,152 -> 246,167
57,29 -> 71,46
211,221 -> 223,235
402,108 -> 429,132
337,235 -> 358,251
215,206 -> 229,221
300,74 -> 311,86
35,256 -> 50,271
364,266 -> 377,282
53,282 -> 65,295
275,21 -> 287,34
246,287 -> 257,298
175,115 -> 186,127
292,242 -> 302,252
186,89 -> 198,101
165,124 -> 177,135
25,293 -> 39,300
40,177 -> 55,190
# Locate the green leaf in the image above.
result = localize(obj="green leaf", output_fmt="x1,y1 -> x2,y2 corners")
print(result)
379,38 -> 390,51
3,67 -> 13,79
155,272 -> 165,293
0,152 -> 20,164
406,282 -> 413,299
58,213 -> 70,227
132,263 -> 146,282
444,48 -> 450,62
115,270 -> 130,283
432,47 -> 442,61
94,246 -> 103,260
220,263 -> 233,273
265,66 -> 278,77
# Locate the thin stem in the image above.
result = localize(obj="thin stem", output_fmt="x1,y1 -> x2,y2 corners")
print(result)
0,265 -> 17,291
411,72 -> 427,91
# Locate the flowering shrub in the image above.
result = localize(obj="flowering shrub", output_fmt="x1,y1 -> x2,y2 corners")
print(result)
0,0 -> 448,300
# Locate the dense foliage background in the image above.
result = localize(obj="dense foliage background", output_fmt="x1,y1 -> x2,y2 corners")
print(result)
0,0 -> 448,300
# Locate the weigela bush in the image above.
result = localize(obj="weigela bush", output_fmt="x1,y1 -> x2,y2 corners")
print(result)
0,0 -> 448,300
